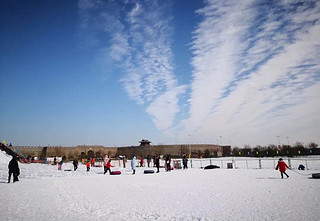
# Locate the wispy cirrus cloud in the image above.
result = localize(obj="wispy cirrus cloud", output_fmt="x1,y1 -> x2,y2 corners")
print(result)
175,0 -> 320,146
78,0 -> 187,130
78,0 -> 320,146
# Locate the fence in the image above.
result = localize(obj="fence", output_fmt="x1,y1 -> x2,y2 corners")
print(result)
119,157 -> 320,170
13,155 -> 319,171
182,157 -> 320,170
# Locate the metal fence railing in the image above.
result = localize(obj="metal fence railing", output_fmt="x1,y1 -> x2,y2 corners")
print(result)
121,157 -> 319,170
182,157 -> 320,170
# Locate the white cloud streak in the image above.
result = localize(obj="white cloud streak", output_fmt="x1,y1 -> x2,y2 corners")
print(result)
78,0 -> 187,130
176,0 -> 320,146
78,0 -> 320,146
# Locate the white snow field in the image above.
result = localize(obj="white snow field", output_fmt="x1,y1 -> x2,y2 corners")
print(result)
1,152 -> 319,221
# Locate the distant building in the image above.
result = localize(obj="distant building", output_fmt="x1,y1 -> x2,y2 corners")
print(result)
139,139 -> 151,146
10,139 -> 223,160
117,140 -> 223,158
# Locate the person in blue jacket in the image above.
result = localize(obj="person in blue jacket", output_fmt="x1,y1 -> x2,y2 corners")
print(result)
131,155 -> 136,175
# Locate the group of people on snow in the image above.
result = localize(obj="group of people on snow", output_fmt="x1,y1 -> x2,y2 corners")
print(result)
61,155 -> 293,179
102,154 -> 170,175
2,139 -> 295,182
6,155 -> 293,183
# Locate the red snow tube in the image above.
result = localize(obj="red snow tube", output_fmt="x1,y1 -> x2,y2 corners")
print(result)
144,170 -> 155,174
110,171 -> 121,175
312,173 -> 320,179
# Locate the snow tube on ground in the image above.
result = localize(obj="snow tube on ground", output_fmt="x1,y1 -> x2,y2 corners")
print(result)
312,173 -> 320,179
144,170 -> 155,174
204,165 -> 220,170
110,171 -> 121,175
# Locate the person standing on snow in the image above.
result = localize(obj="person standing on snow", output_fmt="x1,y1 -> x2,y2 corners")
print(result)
276,158 -> 289,179
8,157 -> 20,183
155,154 -> 160,173
147,155 -> 151,167
103,155 -> 109,174
73,158 -> 79,171
123,156 -> 127,168
86,161 -> 90,172
58,160 -> 63,170
140,156 -> 144,167
183,154 -> 188,169
153,155 -> 157,167
165,154 -> 171,171
91,158 -> 95,167
131,155 -> 136,175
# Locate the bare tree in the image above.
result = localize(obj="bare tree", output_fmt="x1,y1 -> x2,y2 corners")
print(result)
308,142 -> 318,149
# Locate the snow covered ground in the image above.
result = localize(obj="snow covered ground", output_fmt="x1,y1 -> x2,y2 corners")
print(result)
1,152 -> 319,221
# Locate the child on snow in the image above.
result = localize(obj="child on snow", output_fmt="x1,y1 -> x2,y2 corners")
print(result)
86,161 -> 90,172
58,161 -> 63,170
104,159 -> 113,174
275,158 -> 289,179
131,155 -> 136,175
91,158 -> 95,167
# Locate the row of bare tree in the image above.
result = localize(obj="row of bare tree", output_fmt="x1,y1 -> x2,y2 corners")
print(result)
231,142 -> 319,157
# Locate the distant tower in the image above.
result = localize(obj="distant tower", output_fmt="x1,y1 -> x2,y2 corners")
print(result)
41,146 -> 48,159
139,139 -> 151,146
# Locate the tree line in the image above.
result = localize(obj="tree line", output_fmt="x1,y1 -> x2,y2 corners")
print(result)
230,142 -> 319,157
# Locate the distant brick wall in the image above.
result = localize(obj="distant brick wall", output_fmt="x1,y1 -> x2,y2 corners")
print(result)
12,144 -> 222,159
12,145 -> 117,159
117,144 -> 222,158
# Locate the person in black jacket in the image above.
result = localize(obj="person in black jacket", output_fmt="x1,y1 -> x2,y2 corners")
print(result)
73,159 -> 79,171
155,154 -> 160,173
8,157 -> 20,183
183,154 -> 188,169
165,154 -> 171,172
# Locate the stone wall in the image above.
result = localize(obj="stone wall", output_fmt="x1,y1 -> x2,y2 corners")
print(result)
115,144 -> 222,158
12,144 -> 222,159
12,145 -> 117,159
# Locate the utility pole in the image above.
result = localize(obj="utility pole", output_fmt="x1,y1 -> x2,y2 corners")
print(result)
277,135 -> 281,148
188,134 -> 191,158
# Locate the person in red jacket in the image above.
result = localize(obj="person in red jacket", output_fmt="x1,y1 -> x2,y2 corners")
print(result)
104,159 -> 113,174
86,161 -> 90,172
91,158 -> 95,167
276,158 -> 289,179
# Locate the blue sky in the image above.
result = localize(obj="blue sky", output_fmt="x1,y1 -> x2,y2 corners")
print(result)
1,0 -> 319,147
